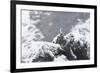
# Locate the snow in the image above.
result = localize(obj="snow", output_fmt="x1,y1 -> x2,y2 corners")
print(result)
22,41 -> 63,63
65,18 -> 90,45
54,55 -> 67,62
22,10 -> 44,44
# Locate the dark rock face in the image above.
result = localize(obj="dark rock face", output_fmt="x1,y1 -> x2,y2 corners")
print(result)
52,32 -> 89,60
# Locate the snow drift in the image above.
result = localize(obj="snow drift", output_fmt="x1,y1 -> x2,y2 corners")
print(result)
22,41 -> 65,63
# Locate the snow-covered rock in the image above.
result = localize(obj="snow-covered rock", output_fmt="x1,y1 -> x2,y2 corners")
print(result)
52,18 -> 90,60
22,24 -> 44,43
52,32 -> 66,47
65,18 -> 90,45
22,41 -> 63,63
64,19 -> 90,60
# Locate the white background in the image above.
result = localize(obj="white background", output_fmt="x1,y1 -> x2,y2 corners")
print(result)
0,0 -> 99,73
